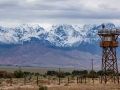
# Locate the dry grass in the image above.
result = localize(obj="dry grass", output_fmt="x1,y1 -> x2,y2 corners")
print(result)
1,84 -> 120,90
1,77 -> 120,90
48,84 -> 120,90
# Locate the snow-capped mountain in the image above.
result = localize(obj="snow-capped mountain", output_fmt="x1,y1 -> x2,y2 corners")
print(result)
0,23 -> 118,55
0,24 -> 45,44
0,23 -> 120,68
0,23 -> 115,47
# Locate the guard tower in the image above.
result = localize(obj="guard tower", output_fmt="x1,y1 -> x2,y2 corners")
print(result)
98,24 -> 120,84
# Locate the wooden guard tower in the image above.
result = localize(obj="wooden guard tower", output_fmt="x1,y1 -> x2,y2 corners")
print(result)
98,24 -> 120,84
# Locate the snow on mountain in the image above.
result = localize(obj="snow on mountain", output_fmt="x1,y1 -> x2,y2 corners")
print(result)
0,23 -> 117,47
46,24 -> 83,47
16,24 -> 46,42
0,24 -> 46,44
0,27 -> 19,44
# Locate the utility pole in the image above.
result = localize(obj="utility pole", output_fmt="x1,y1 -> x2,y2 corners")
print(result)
91,59 -> 94,84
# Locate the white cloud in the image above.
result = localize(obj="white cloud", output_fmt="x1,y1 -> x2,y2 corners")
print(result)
0,0 -> 120,27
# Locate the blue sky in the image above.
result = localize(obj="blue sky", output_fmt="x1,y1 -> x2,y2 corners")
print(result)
0,0 -> 120,28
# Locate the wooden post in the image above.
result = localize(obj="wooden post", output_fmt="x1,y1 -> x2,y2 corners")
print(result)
99,77 -> 100,83
48,77 -> 50,85
91,59 -> 94,84
101,76 -> 102,84
68,77 -> 69,84
37,76 -> 38,86
93,77 -> 94,84
10,77 -> 12,86
79,76 -> 80,83
24,76 -> 26,85
81,77 -> 82,84
85,77 -> 86,84
77,77 -> 78,84
114,76 -> 115,84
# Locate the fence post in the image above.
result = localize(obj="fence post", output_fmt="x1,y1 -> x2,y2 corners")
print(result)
48,77 -> 50,85
24,76 -> 26,85
58,77 -> 60,85
85,77 -> 86,84
10,77 -> 12,86
81,77 -> 82,84
77,77 -> 78,84
37,76 -> 38,86
99,76 -> 100,83
68,77 -> 69,84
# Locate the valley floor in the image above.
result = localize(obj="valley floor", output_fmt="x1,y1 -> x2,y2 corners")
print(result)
0,77 -> 120,90
0,66 -> 120,90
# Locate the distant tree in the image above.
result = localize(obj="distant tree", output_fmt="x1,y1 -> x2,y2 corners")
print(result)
72,70 -> 88,76
64,72 -> 71,76
47,71 -> 56,76
90,70 -> 96,74
88,70 -> 98,78
83,70 -> 88,74
72,70 -> 80,76
97,70 -> 102,76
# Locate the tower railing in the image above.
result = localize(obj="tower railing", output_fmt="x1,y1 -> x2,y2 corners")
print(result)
98,29 -> 120,35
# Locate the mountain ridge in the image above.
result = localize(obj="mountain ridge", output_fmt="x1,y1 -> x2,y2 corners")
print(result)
0,23 -> 120,69
0,23 -> 107,45
0,23 -> 117,54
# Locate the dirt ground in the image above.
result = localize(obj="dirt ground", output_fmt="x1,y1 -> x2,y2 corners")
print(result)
1,82 -> 120,90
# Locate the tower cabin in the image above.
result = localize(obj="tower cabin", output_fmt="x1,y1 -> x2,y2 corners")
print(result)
98,29 -> 120,47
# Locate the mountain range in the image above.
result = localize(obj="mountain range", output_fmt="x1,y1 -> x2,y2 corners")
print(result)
0,23 -> 120,69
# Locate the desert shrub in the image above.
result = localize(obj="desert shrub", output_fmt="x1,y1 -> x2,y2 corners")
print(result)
43,73 -> 47,78
56,71 -> 65,78
0,71 -> 13,78
35,72 -> 40,76
14,70 -> 24,78
23,71 -> 30,76
71,75 -> 75,80
39,85 -> 48,90
64,83 -> 69,86
72,70 -> 88,76
52,77 -> 56,80
30,72 -> 34,75
86,74 -> 98,78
